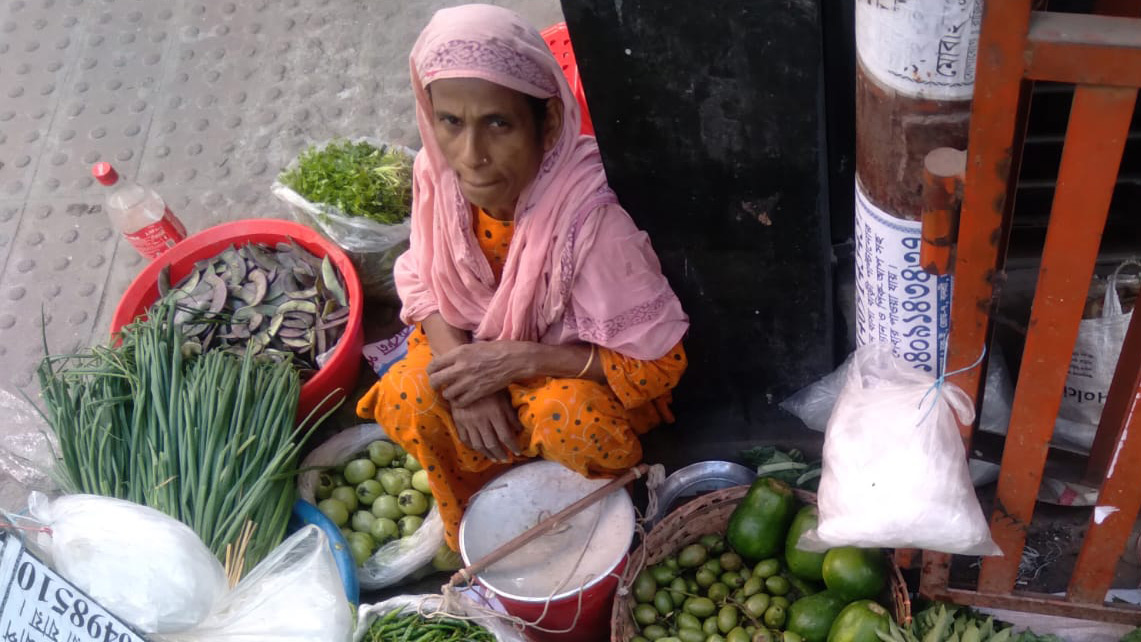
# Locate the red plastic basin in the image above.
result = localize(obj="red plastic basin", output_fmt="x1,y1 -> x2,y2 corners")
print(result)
110,219 -> 364,422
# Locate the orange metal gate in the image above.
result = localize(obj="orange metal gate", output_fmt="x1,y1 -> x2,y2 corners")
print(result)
917,0 -> 1141,624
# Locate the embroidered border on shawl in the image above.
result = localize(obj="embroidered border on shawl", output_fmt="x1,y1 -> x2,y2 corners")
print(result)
566,291 -> 675,342
420,38 -> 558,95
556,191 -> 620,306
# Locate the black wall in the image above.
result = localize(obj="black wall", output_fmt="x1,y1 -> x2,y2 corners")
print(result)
560,0 -> 841,463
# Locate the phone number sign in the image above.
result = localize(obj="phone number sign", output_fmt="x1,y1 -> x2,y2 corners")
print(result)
854,182 -> 952,374
0,533 -> 146,642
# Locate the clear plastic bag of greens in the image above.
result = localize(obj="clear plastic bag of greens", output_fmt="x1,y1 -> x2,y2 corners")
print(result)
272,138 -> 415,304
355,594 -> 526,642
297,423 -> 445,590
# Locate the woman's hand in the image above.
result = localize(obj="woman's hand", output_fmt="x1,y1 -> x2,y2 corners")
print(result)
427,341 -> 531,406
451,392 -> 523,462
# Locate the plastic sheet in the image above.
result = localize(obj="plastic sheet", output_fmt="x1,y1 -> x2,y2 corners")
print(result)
0,387 -> 58,514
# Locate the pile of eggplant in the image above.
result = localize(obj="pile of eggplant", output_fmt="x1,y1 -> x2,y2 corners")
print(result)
154,241 -> 349,377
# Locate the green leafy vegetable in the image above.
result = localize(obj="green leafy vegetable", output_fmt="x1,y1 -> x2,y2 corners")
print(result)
36,301 -> 338,575
740,446 -> 822,491
280,139 -> 413,225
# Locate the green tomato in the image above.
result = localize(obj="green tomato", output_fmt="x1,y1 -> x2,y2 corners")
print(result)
367,440 -> 396,467
403,455 -> 423,472
346,532 -> 375,566
343,458 -> 377,485
380,469 -> 412,495
331,486 -> 359,512
398,489 -> 429,516
392,443 -> 407,459
371,495 -> 403,520
317,498 -> 349,527
355,479 -> 383,505
315,472 -> 336,500
339,527 -> 353,540
432,544 -> 464,571
411,469 -> 431,494
351,510 -> 376,533
399,515 -> 424,537
370,517 -> 399,543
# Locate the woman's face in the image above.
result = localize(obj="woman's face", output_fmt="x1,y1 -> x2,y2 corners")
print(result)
429,78 -> 560,218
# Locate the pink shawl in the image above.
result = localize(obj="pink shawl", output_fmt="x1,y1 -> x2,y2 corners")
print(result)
395,4 -> 688,360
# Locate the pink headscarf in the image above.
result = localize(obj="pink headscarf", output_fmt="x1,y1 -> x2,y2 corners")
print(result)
395,4 -> 688,360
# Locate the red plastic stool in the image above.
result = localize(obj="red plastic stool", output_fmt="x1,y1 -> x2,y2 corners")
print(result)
541,22 -> 594,136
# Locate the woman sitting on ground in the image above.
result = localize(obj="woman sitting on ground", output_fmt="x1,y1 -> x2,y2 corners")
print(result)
356,3 -> 690,550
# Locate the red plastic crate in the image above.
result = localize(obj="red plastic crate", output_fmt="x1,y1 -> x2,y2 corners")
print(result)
541,22 -> 594,136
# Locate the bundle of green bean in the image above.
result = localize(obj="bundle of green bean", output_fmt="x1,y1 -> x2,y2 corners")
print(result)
363,610 -> 496,642
37,301 -> 329,574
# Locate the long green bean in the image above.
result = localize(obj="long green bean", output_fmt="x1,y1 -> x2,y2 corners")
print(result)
35,300 -> 335,573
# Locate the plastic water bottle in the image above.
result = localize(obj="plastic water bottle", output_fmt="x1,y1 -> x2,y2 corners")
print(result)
92,162 -> 187,260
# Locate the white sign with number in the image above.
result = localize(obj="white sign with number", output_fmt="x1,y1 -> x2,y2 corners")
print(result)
854,181 -> 952,374
856,0 -> 983,100
0,533 -> 145,642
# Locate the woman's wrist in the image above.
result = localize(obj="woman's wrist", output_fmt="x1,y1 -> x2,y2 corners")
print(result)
421,312 -> 470,355
518,342 -> 603,382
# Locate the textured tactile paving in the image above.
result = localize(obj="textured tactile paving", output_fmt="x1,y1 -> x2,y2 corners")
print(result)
0,0 -> 563,390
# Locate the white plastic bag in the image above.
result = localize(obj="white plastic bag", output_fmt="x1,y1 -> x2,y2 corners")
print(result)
354,593 -> 527,642
781,346 -> 1013,437
158,525 -> 352,642
298,423 -> 445,590
27,493 -> 228,634
806,344 -> 1000,556
0,387 -> 58,514
271,137 -> 414,303
781,347 -> 1013,487
1054,262 -> 1138,452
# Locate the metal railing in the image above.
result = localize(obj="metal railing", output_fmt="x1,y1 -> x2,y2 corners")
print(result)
917,0 -> 1141,625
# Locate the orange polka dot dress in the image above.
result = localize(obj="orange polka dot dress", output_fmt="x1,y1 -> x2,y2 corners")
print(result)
356,208 -> 687,550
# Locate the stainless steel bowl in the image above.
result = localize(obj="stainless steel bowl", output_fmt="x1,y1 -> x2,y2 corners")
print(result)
651,461 -> 756,526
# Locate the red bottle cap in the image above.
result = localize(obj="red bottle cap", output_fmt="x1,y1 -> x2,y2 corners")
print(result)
92,162 -> 119,186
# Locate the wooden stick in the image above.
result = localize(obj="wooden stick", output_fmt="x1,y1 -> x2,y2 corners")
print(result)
447,464 -> 649,589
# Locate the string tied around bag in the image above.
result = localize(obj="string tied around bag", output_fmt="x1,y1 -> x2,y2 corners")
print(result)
917,340 -> 987,425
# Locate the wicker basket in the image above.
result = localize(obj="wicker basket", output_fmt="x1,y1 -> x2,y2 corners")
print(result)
610,485 -> 911,641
